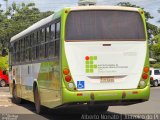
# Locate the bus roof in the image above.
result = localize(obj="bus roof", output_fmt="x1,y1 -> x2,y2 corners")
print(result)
10,6 -> 140,42
69,6 -> 139,11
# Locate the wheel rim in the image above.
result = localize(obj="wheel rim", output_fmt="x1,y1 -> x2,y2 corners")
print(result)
155,81 -> 158,86
0,80 -> 6,87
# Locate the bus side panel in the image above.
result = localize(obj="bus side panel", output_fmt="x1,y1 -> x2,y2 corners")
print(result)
37,61 -> 62,108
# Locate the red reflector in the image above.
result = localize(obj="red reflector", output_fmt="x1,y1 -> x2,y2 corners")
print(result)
142,73 -> 148,80
132,91 -> 139,94
143,67 -> 149,73
63,68 -> 70,75
65,75 -> 71,82
77,93 -> 83,96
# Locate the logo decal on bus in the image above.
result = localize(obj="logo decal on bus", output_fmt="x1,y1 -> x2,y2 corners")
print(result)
85,56 -> 97,73
77,81 -> 85,89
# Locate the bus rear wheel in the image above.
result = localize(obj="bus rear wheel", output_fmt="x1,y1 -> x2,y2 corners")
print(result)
34,86 -> 42,114
12,84 -> 22,104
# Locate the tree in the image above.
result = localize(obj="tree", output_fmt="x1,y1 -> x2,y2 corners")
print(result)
0,2 -> 54,53
0,56 -> 8,70
117,2 -> 159,40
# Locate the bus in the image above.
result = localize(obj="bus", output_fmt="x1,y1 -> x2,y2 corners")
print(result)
9,6 -> 150,114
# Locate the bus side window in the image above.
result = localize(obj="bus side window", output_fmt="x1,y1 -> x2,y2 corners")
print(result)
29,34 -> 32,61
21,39 -> 23,62
40,28 -> 45,43
36,31 -> 40,60
32,32 -> 36,61
51,24 -> 55,41
55,22 -> 60,39
20,39 -> 22,62
16,41 -> 20,64
46,26 -> 51,41
25,36 -> 29,62
23,38 -> 25,62
39,44 -> 45,59
45,26 -> 50,58
15,41 -> 17,63
48,24 -> 56,58
17,40 -> 20,63
55,22 -> 60,57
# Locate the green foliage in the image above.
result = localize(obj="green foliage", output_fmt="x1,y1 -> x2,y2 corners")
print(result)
152,33 -> 160,43
117,2 -> 159,40
0,56 -> 8,70
152,63 -> 160,68
0,2 -> 54,52
151,34 -> 160,61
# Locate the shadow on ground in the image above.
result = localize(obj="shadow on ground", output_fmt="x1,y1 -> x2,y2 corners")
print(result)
13,100 -> 145,120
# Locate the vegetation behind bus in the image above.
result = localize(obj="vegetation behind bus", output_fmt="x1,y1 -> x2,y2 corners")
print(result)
0,2 -> 53,55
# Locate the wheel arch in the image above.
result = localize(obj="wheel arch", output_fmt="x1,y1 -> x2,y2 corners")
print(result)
33,79 -> 39,92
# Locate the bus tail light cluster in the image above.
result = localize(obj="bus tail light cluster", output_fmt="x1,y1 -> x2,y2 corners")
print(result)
139,66 -> 149,88
65,75 -> 71,82
150,77 -> 153,81
63,68 -> 75,90
142,67 -> 149,80
63,68 -> 71,82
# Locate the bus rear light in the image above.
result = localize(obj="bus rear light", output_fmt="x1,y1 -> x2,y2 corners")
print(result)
150,77 -> 153,81
132,91 -> 138,94
63,68 -> 70,75
65,75 -> 72,82
68,83 -> 74,88
139,81 -> 145,87
77,93 -> 83,96
142,73 -> 148,80
143,67 -> 149,73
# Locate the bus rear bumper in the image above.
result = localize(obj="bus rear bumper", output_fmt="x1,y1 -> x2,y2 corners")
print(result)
62,85 -> 150,106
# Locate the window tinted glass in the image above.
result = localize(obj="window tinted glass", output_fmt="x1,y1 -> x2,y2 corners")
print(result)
51,24 -> 55,40
66,10 -> 145,41
56,22 -> 60,39
154,70 -> 160,75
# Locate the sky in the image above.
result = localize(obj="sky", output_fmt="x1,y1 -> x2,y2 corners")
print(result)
0,0 -> 160,26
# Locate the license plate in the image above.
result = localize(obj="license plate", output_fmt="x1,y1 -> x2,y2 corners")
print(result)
100,77 -> 114,83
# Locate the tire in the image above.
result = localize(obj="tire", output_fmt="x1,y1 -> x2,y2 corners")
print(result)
0,80 -> 6,87
12,84 -> 22,104
88,105 -> 109,113
153,80 -> 158,87
34,86 -> 42,114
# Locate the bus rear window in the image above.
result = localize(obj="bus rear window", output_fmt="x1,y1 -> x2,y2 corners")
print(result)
66,10 -> 145,41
